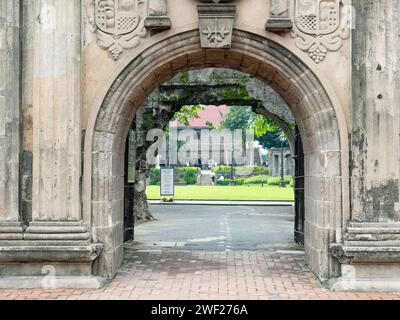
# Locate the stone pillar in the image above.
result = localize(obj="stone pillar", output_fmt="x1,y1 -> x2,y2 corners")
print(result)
331,0 -> 400,291
29,0 -> 82,225
0,1 -> 102,287
0,1 -> 24,239
351,0 -> 400,223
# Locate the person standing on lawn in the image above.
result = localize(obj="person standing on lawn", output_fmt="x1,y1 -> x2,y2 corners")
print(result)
211,172 -> 216,186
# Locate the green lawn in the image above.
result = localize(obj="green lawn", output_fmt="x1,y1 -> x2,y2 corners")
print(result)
146,185 -> 294,201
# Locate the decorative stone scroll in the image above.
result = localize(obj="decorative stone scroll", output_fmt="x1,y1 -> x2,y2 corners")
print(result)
197,1 -> 237,49
265,0 -> 293,32
291,0 -> 350,64
86,0 -> 148,60
145,0 -> 172,31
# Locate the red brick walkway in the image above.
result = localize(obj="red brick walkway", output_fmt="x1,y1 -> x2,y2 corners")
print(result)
0,247 -> 399,300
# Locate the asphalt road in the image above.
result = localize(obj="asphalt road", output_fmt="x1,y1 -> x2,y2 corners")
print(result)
134,205 -> 296,251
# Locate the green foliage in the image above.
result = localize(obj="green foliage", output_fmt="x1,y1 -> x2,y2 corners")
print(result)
267,176 -> 293,186
176,167 -> 200,173
180,71 -> 190,84
149,168 -> 161,185
243,175 -> 269,185
210,72 -> 224,84
211,166 -> 268,176
257,129 -> 290,149
252,115 -> 279,138
267,177 -> 282,186
217,179 -> 232,186
219,106 -> 290,149
182,170 -> 198,185
220,106 -> 255,131
218,86 -> 251,100
172,104 -> 205,126
141,112 -> 155,132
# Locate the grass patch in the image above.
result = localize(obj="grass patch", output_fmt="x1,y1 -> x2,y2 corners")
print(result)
146,185 -> 294,201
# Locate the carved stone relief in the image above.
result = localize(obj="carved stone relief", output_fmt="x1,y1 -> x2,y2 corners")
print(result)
291,0 -> 350,63
197,1 -> 236,49
86,0 -> 148,60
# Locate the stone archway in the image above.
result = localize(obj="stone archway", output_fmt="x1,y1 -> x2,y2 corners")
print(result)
86,29 -> 348,281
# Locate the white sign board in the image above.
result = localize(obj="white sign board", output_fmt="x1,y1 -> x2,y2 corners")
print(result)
161,169 -> 175,196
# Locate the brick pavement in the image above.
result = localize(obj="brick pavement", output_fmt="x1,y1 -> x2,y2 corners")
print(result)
0,246 -> 399,300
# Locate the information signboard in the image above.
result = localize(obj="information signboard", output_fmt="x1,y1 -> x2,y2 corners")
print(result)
160,169 -> 174,196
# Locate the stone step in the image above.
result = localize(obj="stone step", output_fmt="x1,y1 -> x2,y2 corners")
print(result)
349,222 -> 400,229
344,240 -> 400,247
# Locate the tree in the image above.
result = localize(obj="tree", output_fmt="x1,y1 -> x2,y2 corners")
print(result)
220,106 -> 289,149
172,104 -> 205,126
220,106 -> 255,131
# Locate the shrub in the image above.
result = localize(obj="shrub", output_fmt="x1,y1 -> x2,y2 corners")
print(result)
267,177 -> 282,186
285,176 -> 293,185
217,178 -> 232,186
182,170 -> 198,185
176,167 -> 200,173
149,168 -> 161,185
243,175 -> 269,185
211,165 -> 269,177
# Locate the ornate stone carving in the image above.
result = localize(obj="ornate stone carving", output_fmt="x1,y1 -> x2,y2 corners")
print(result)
265,0 -> 293,32
197,2 -> 236,49
291,0 -> 350,64
86,0 -> 148,60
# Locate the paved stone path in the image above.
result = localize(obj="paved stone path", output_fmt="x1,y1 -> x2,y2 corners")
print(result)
0,246 -> 399,300
0,205 -> 400,300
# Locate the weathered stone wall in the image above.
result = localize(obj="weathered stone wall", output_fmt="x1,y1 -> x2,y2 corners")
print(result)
0,0 -> 23,235
351,0 -> 400,222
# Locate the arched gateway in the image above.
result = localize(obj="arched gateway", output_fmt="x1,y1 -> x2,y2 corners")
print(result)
0,0 -> 399,292
86,29 -> 348,281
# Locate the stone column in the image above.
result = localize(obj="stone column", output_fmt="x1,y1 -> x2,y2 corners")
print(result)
26,0 -> 86,236
331,0 -> 400,291
0,1 -> 24,239
351,0 -> 400,223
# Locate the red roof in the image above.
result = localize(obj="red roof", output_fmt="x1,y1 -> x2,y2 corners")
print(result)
171,105 -> 230,129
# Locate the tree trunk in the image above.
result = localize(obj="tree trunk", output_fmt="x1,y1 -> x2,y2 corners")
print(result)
133,160 -> 155,221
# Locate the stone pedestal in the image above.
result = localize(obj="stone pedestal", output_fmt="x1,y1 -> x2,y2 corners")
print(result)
145,0 -> 172,31
265,0 -> 293,32
331,222 -> 400,291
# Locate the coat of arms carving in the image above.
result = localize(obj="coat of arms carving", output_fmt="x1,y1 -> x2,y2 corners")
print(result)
86,0 -> 148,60
292,0 -> 350,63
